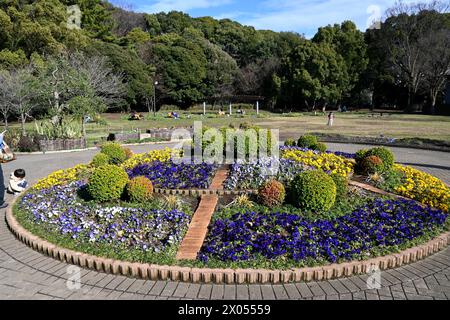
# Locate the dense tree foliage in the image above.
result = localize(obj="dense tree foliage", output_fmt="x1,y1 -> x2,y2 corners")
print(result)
0,0 -> 449,123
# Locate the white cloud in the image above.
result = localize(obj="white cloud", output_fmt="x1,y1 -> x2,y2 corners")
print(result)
138,0 -> 233,13
241,0 -> 422,35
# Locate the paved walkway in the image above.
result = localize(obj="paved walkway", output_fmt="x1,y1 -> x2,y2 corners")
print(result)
0,142 -> 450,300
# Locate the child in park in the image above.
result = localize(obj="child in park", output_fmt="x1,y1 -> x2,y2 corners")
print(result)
8,169 -> 28,196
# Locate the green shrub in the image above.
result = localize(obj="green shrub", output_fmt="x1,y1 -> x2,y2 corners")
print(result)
126,176 -> 154,203
284,138 -> 297,147
311,142 -> 327,153
377,168 -> 404,191
361,155 -> 384,175
355,149 -> 368,162
87,165 -> 129,202
258,180 -> 286,208
289,170 -> 336,211
331,173 -> 348,199
91,153 -> 110,167
297,135 -> 318,149
100,142 -> 127,165
365,147 -> 395,172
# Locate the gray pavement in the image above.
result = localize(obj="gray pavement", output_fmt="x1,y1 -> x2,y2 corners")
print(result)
0,142 -> 449,300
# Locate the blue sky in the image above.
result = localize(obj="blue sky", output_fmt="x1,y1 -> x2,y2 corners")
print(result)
110,0 -> 423,38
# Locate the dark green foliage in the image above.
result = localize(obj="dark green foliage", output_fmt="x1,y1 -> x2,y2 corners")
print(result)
378,169 -> 404,192
87,165 -> 129,202
311,142 -> 327,153
100,142 -> 127,165
297,135 -> 318,149
289,170 -> 337,212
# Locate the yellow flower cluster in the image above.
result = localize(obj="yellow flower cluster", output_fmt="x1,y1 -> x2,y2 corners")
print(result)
33,164 -> 90,191
281,149 -> 354,177
393,164 -> 450,212
121,148 -> 174,169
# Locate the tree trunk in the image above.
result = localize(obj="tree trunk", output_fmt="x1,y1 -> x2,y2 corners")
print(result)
81,117 -> 86,139
3,115 -> 7,130
20,113 -> 26,136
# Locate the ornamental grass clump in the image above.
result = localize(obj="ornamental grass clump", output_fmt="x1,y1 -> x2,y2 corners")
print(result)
100,142 -> 127,165
88,165 -> 129,202
289,170 -> 336,211
126,176 -> 154,203
258,180 -> 286,208
91,153 -> 110,168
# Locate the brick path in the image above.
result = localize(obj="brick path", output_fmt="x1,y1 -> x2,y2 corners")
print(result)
1,142 -> 450,300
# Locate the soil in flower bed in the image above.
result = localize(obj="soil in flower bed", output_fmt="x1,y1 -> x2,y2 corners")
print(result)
14,182 -> 198,265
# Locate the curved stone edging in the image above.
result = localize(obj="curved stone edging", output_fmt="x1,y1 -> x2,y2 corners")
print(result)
153,188 -> 257,196
6,197 -> 450,284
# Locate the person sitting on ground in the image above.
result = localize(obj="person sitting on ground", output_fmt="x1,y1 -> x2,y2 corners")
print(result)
8,169 -> 28,196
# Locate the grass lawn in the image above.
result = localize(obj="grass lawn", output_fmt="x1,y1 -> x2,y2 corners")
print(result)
7,109 -> 450,146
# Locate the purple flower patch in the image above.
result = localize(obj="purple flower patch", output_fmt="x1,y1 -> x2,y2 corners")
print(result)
128,160 -> 218,189
199,199 -> 448,263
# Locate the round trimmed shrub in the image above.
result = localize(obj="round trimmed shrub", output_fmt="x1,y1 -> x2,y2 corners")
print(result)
100,142 -> 127,165
126,176 -> 154,203
297,135 -> 318,149
87,165 -> 129,202
289,170 -> 336,211
284,138 -> 297,147
91,153 -> 110,167
365,147 -> 394,172
331,173 -> 348,199
258,180 -> 286,208
361,155 -> 384,175
311,142 -> 327,153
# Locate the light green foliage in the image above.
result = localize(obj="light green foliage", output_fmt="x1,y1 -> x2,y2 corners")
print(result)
289,170 -> 337,212
87,165 -> 129,202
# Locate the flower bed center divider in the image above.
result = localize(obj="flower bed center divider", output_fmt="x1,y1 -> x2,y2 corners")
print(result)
176,165 -> 229,260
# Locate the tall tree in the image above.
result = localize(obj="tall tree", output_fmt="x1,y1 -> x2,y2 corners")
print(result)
0,66 -> 39,134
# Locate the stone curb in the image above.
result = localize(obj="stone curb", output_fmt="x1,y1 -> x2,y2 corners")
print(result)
153,188 -> 258,196
6,201 -> 450,284
13,140 -> 185,155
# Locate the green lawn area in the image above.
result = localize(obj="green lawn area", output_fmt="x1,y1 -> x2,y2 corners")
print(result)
7,110 -> 450,146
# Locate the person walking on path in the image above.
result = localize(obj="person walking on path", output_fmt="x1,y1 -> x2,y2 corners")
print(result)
0,131 -> 16,209
327,112 -> 335,127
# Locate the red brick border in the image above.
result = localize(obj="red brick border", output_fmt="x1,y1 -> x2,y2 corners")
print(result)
6,200 -> 450,284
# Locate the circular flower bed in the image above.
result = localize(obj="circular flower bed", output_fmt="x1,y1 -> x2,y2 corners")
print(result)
11,138 -> 450,278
